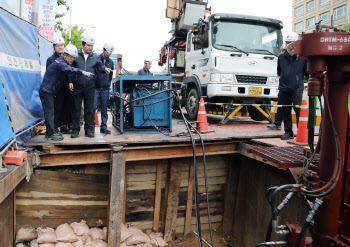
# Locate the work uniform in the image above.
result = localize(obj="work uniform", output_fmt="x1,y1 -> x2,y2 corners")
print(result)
137,67 -> 153,76
277,52 -> 308,137
46,52 -> 72,131
40,57 -> 83,136
137,67 -> 153,89
95,54 -> 114,131
71,49 -> 106,135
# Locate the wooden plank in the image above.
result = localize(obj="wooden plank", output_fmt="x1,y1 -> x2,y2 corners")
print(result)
161,162 -> 170,232
153,160 -> 163,231
184,160 -> 194,235
0,163 -> 27,204
39,142 -> 238,167
164,159 -> 182,242
0,191 -> 14,247
15,170 -> 109,228
13,188 -> 16,244
108,151 -> 126,247
42,144 -> 65,154
222,156 -> 240,236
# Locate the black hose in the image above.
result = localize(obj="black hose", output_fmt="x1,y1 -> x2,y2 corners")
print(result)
173,91 -> 203,247
293,220 -> 309,247
186,119 -> 215,247
270,185 -> 296,220
265,219 -> 273,247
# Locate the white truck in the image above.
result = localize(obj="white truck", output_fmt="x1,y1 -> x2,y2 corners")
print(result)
161,1 -> 283,120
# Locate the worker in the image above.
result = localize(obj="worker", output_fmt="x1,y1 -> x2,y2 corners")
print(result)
137,59 -> 153,89
94,42 -> 115,134
40,44 -> 94,141
277,32 -> 308,140
267,43 -> 286,131
69,34 -> 112,138
46,35 -> 72,135
138,59 -> 153,76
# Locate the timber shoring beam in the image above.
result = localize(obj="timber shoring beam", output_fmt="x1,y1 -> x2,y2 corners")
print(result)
153,160 -> 163,232
184,159 -> 194,235
108,150 -> 126,247
164,159 -> 183,242
222,155 -> 241,236
38,142 -> 239,167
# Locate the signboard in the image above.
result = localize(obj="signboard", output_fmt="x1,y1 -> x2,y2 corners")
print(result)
37,0 -> 57,41
21,0 -> 33,22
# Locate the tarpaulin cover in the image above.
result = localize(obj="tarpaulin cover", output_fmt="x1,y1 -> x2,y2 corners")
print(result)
0,0 -> 14,14
39,35 -> 53,76
0,75 -> 15,148
0,7 -> 44,147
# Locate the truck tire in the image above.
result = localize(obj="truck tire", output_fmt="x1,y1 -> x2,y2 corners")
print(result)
247,106 -> 271,121
186,88 -> 199,120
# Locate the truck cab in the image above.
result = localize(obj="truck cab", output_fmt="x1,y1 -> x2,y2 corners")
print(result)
182,13 -> 283,120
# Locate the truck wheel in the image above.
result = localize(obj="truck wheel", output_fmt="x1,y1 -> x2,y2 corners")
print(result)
186,88 -> 199,120
248,106 -> 271,121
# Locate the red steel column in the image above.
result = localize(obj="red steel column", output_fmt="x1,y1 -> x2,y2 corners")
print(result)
293,32 -> 350,246
313,56 -> 350,246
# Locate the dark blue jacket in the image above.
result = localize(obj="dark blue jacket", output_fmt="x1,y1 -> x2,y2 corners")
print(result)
95,54 -> 114,90
72,49 -> 106,87
137,67 -> 153,76
277,52 -> 308,92
46,52 -> 60,69
40,56 -> 83,95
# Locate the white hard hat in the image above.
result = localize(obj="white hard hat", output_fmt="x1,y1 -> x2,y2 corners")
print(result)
82,33 -> 95,45
104,42 -> 115,53
64,44 -> 79,57
53,35 -> 65,45
144,58 -> 152,64
285,32 -> 299,42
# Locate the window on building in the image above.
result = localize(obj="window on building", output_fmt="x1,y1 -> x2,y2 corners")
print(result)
307,0 -> 316,12
295,22 -> 303,33
319,11 -> 330,23
334,5 -> 346,20
295,5 -> 303,17
320,0 -> 330,7
307,16 -> 316,29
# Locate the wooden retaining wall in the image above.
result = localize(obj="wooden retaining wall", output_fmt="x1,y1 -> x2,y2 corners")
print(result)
15,155 -> 229,236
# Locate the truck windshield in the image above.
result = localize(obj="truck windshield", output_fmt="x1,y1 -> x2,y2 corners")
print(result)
212,21 -> 282,56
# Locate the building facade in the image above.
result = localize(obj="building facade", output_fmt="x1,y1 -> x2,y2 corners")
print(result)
292,0 -> 349,33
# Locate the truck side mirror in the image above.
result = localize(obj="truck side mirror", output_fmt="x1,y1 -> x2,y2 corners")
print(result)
192,36 -> 201,45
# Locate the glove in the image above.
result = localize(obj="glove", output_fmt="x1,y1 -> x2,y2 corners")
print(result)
82,71 -> 95,78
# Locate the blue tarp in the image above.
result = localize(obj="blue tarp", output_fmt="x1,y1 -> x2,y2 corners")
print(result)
0,7 -> 48,149
0,0 -> 14,14
39,35 -> 53,76
0,74 -> 15,148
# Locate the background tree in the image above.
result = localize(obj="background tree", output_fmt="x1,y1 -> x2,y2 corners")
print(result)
55,0 -> 70,32
61,25 -> 85,50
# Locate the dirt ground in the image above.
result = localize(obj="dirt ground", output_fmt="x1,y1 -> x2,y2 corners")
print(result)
168,231 -> 240,247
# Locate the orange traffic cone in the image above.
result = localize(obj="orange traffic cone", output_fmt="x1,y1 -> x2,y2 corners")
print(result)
197,98 -> 214,133
288,99 -> 308,146
94,110 -> 99,126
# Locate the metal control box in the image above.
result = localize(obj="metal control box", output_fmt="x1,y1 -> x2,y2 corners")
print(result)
111,76 -> 172,134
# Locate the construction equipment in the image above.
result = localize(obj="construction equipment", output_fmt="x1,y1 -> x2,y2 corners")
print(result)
253,21 -> 350,247
110,76 -> 172,134
160,0 -> 283,122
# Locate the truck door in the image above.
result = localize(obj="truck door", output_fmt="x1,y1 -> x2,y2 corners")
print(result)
185,29 -> 210,84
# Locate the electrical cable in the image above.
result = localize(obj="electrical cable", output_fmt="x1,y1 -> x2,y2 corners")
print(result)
175,94 -> 203,247
294,199 -> 323,247
184,115 -> 215,247
300,84 -> 342,197
109,76 -> 220,247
